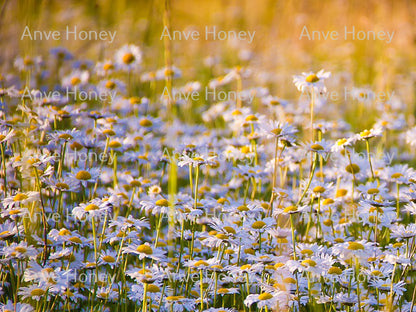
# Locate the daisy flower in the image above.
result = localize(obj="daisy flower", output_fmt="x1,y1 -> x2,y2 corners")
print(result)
293,69 -> 331,93
62,70 -> 89,90
0,300 -> 34,312
244,291 -> 282,309
95,59 -> 117,76
0,220 -> 19,240
355,126 -> 383,141
0,128 -> 15,143
390,224 -> 416,240
2,191 -> 39,209
50,47 -> 73,60
302,139 -> 332,156
98,250 -> 119,268
72,198 -> 110,220
68,167 -> 100,187
260,120 -> 298,143
122,242 -> 165,261
164,295 -> 196,312
178,153 -> 217,168
18,284 -> 49,301
115,44 -> 142,71
156,65 -> 182,80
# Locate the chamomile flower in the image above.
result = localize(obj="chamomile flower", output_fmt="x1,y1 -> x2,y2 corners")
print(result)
293,69 -> 331,93
390,224 -> 416,239
355,127 -> 383,141
122,242 -> 165,261
2,191 -> 39,209
72,198 -> 110,220
0,301 -> 34,312
98,250 -> 119,268
260,120 -> 298,143
62,70 -> 89,90
115,44 -> 142,71
0,128 -> 15,143
244,291 -> 281,309
302,139 -> 332,155
69,167 -> 100,187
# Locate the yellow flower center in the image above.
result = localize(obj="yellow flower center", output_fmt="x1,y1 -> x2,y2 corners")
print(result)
122,53 -> 135,64
360,130 -> 371,137
283,277 -> 297,284
348,242 -> 364,250
305,74 -> 319,83
56,182 -> 69,189
391,173 -> 403,179
30,288 -> 45,297
217,288 -> 229,294
367,188 -> 379,195
323,198 -> 334,205
102,255 -> 116,263
283,205 -> 298,213
140,119 -> 153,127
345,164 -> 360,174
109,141 -> 122,149
251,220 -> 266,229
313,186 -> 326,193
69,237 -> 82,244
70,77 -> 81,86
130,97 -> 141,104
323,219 -> 333,226
70,141 -> 83,151
336,189 -> 348,197
147,284 -> 160,293
215,233 -> 228,240
105,80 -> 116,89
194,260 -> 209,267
300,249 -> 314,256
58,133 -> 73,140
59,229 -> 71,236
240,146 -> 251,154
336,138 -> 347,146
103,63 -> 114,71
245,115 -> 258,122
24,57 -> 33,66
301,259 -> 317,267
155,199 -> 169,207
136,244 -> 153,255
166,295 -> 185,301
238,205 -> 249,212
258,292 -> 273,300
310,144 -> 324,151
75,170 -> 91,180
328,266 -> 343,275
271,128 -> 282,136
223,226 -> 236,234
85,204 -> 99,211
15,246 -> 27,253
13,193 -> 28,202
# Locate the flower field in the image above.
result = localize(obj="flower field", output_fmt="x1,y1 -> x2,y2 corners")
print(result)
1,1 -> 416,311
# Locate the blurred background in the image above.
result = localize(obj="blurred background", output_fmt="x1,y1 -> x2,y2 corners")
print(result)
1,0 -> 416,124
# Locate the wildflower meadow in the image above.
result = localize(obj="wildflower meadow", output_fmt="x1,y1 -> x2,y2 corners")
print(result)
1,1 -> 416,311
